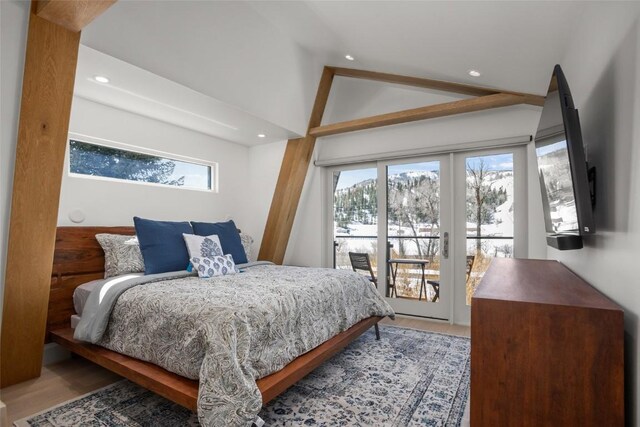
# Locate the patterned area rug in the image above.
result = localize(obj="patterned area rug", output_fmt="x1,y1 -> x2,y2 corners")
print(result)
15,325 -> 470,427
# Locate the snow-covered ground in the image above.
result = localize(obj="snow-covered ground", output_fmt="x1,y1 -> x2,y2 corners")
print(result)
475,172 -> 514,237
335,171 -> 514,259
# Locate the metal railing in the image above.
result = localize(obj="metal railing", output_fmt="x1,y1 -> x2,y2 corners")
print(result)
333,234 -> 514,268
334,234 -> 514,299
333,235 -> 437,268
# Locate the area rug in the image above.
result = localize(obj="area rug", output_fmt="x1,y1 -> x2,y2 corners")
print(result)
15,325 -> 470,427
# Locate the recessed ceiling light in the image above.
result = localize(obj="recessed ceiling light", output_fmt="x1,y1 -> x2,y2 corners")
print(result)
257,134 -> 266,138
468,69 -> 481,77
94,75 -> 110,83
345,54 -> 355,61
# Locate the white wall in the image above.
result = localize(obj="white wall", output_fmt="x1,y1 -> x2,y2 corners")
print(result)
547,4 -> 640,424
244,139 -> 287,255
60,97 -> 252,247
0,0 -> 29,324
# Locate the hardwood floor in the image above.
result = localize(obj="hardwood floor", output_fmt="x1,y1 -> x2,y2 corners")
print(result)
1,357 -> 121,424
1,317 -> 469,424
380,316 -> 470,337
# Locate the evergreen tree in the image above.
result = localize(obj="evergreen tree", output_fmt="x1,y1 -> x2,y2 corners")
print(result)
69,140 -> 185,186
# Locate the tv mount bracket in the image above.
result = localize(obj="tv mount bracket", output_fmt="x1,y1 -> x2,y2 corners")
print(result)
587,164 -> 596,208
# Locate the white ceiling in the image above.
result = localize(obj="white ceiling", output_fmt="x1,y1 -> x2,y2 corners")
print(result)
250,1 -> 586,95
80,1 -> 588,142
74,46 -> 295,146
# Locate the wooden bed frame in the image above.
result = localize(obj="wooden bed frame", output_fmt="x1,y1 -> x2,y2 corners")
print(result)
47,226 -> 383,411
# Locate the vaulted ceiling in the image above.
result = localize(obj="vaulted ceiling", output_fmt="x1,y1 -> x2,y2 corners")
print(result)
80,1 -> 587,141
250,1 -> 586,94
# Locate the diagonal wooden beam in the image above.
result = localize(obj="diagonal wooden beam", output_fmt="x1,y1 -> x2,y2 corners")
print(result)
309,93 -> 526,138
258,137 -> 305,264
328,66 -> 545,107
36,0 -> 116,32
1,0 -> 115,388
306,67 -> 336,133
258,67 -> 335,264
261,137 -> 317,264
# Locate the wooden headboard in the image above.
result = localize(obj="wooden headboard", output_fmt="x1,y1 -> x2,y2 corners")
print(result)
47,226 -> 134,336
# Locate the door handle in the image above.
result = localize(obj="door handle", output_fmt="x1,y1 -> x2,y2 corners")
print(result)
443,232 -> 449,259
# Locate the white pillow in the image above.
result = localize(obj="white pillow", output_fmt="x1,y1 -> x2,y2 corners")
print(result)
190,254 -> 238,278
183,233 -> 224,259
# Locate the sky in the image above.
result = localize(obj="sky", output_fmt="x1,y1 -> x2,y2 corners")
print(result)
335,154 -> 514,190
465,153 -> 513,171
388,161 -> 440,175
171,160 -> 211,189
536,140 -> 567,157
335,168 -> 377,190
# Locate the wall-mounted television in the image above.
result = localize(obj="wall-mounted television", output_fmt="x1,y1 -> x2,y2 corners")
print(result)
534,64 -> 595,251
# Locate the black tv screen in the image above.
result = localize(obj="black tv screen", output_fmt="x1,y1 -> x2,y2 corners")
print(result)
534,65 -> 595,250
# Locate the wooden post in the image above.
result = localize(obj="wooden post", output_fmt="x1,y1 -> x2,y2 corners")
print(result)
1,0 -> 113,387
36,0 -> 116,32
258,67 -> 334,263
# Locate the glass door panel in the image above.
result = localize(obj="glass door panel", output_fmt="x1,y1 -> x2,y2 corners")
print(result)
464,153 -> 514,304
332,167 -> 379,280
381,157 -> 451,320
387,161 -> 441,300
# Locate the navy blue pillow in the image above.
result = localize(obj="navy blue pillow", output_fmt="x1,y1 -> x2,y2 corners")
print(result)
133,217 -> 193,274
191,220 -> 248,264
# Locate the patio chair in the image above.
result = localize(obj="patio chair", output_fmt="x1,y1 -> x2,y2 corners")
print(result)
348,252 -> 381,340
427,255 -> 475,302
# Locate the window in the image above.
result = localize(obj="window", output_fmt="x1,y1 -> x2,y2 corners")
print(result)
68,139 -> 215,191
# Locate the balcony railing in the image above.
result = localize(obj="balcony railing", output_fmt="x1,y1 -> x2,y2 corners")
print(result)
333,234 -> 513,301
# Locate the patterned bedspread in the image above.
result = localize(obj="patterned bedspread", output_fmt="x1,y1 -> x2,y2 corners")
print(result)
87,264 -> 394,426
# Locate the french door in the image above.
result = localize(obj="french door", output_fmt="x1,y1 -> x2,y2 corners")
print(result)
328,146 -> 527,323
452,147 -> 528,324
378,156 -> 452,319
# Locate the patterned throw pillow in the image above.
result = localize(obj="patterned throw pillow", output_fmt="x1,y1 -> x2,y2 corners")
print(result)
183,233 -> 224,260
96,234 -> 145,278
239,233 -> 254,262
190,254 -> 239,278
191,220 -> 248,264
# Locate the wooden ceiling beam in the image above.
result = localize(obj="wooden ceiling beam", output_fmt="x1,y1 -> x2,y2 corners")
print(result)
36,0 -> 116,32
328,66 -> 545,107
309,92 -> 526,138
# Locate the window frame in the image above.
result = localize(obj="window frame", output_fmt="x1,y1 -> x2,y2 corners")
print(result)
66,133 -> 218,193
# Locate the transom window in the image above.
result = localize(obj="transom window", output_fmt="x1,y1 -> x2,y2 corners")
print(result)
68,139 -> 215,191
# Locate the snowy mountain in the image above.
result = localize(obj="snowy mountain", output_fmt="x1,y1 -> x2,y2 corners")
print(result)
335,169 -> 513,236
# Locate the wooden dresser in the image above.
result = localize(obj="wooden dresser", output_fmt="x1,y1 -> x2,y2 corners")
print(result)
471,258 -> 624,426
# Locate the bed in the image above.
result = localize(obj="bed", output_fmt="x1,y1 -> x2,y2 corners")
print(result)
46,226 -> 393,426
